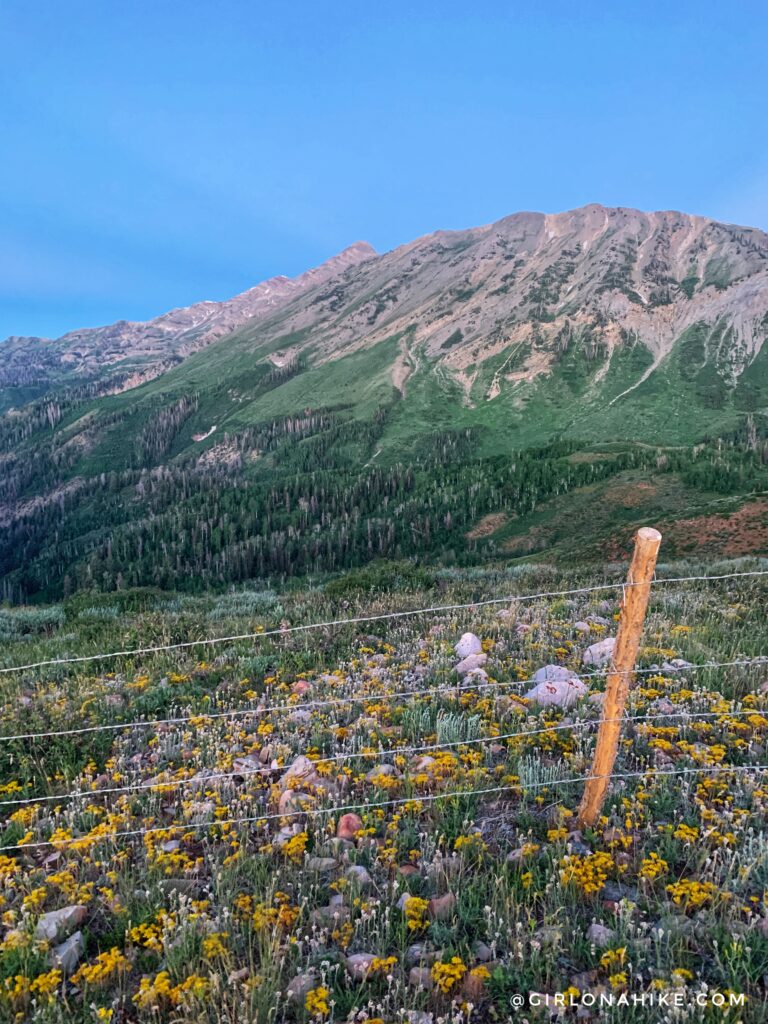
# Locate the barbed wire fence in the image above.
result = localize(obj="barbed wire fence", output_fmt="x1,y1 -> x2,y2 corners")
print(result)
0,538 -> 767,855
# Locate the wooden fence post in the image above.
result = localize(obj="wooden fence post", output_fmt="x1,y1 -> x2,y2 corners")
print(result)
576,527 -> 662,828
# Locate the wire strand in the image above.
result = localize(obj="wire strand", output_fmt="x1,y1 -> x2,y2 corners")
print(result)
0,705 -> 764,810
2,655 -> 765,745
1,568 -> 765,677
5,761 -> 767,853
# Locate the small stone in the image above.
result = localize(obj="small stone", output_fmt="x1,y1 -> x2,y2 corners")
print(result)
533,925 -> 562,946
228,967 -> 250,984
455,632 -> 482,659
337,812 -> 363,841
346,865 -> 374,889
286,971 -> 318,1003
473,941 -> 493,962
409,966 -> 434,990
428,893 -> 457,920
346,952 -> 376,980
583,637 -> 616,669
574,621 -> 590,633
34,905 -> 88,942
278,789 -> 316,815
307,857 -> 337,874
586,922 -> 616,947
365,763 -> 400,784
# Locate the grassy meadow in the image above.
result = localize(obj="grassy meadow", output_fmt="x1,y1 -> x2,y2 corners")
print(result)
0,558 -> 766,1021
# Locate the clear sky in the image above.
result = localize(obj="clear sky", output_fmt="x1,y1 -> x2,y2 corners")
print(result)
1,1 -> 766,340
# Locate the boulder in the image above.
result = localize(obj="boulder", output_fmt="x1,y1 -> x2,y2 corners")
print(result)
337,813 -> 363,841
34,905 -> 87,943
524,666 -> 588,709
280,755 -> 321,791
455,633 -> 482,659
428,893 -> 457,920
51,930 -> 85,974
583,637 -> 616,669
455,653 -> 487,675
286,971 -> 318,1003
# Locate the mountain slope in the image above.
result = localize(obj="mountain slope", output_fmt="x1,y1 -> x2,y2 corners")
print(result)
1,204 -> 767,600
0,241 -> 376,403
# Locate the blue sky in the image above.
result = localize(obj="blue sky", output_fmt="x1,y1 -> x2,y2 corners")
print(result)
1,1 -> 766,340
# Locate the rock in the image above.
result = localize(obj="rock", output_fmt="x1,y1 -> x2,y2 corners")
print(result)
232,754 -> 262,776
35,906 -> 88,943
574,621 -> 590,633
583,637 -> 616,669
455,653 -> 488,675
337,813 -> 363,841
279,789 -> 316,815
464,668 -> 488,684
365,763 -> 400,784
586,922 -> 616,947
398,863 -> 420,877
273,824 -> 303,851
292,680 -> 311,695
455,633 -> 482,659
428,893 -> 456,920
346,953 -> 376,980
406,943 -> 432,966
409,966 -> 434,990
346,865 -> 374,890
228,967 -> 250,984
473,941 -> 493,962
524,666 -> 588,709
461,970 -> 487,1001
286,971 -> 318,1003
588,691 -> 605,706
280,755 -> 320,791
307,857 -> 337,874
661,659 -> 693,673
51,930 -> 85,974
567,831 -> 592,856
533,925 -> 562,946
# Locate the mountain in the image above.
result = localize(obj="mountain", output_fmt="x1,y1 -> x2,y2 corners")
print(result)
1,204 -> 767,601
0,241 -> 376,404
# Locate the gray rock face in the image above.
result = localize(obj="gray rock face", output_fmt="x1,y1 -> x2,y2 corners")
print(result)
455,632 -> 483,659
583,637 -> 616,668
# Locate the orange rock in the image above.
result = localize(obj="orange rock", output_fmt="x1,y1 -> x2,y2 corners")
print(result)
337,813 -> 363,841
428,893 -> 457,920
